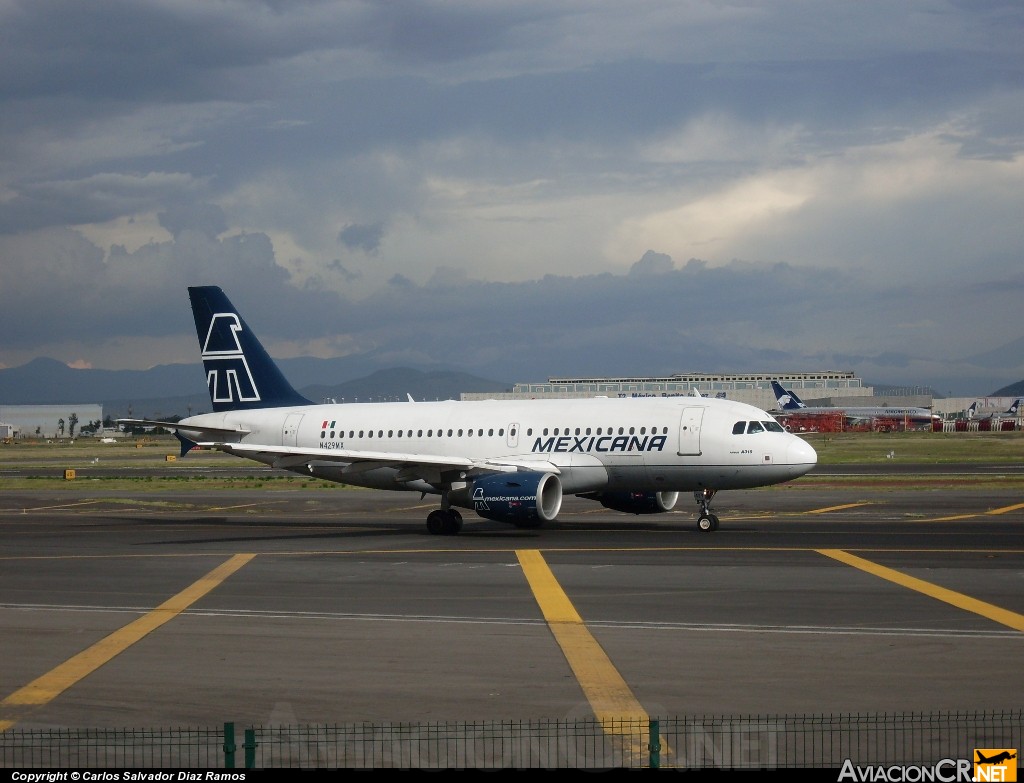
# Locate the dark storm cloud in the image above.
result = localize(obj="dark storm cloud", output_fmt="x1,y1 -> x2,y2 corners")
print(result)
339,222 -> 386,253
0,0 -> 1020,396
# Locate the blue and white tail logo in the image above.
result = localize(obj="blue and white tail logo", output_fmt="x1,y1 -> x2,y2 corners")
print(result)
771,380 -> 805,410
189,285 -> 312,411
201,312 -> 261,404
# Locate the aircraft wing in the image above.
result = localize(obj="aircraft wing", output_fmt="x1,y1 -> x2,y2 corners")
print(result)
216,442 -> 561,482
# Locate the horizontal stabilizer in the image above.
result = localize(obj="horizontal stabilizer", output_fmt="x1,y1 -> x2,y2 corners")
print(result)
117,418 -> 250,437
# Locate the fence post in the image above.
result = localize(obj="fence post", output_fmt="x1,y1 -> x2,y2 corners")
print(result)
223,722 -> 236,768
245,728 -> 257,769
648,719 -> 661,769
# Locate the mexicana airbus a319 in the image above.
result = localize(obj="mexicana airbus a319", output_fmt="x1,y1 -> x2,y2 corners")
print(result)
120,287 -> 817,534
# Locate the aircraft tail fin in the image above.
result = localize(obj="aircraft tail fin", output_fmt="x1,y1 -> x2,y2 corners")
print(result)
188,286 -> 313,412
1006,398 -> 1023,416
770,380 -> 805,411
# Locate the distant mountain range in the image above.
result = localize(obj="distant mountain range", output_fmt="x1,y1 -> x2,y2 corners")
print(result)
991,379 -> 1024,396
0,357 -> 512,419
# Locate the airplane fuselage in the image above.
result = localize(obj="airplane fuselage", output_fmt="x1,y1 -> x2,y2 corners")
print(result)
780,406 -> 939,427
176,395 -> 817,499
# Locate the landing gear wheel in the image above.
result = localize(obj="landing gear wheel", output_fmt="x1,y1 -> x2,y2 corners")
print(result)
427,509 -> 446,535
694,489 -> 719,532
697,513 -> 719,532
444,510 -> 463,535
427,509 -> 463,535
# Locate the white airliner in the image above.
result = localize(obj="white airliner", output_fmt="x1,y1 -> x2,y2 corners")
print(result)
119,287 -> 817,534
770,381 -> 941,430
966,398 -> 1023,420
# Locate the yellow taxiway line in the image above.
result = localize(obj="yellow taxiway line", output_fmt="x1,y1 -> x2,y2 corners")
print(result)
818,549 -> 1024,632
0,554 -> 255,731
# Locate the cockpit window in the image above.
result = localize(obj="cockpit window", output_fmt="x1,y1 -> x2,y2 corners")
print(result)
736,420 -> 785,434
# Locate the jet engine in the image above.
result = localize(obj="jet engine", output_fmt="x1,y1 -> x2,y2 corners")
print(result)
469,471 -> 563,526
581,490 -> 679,515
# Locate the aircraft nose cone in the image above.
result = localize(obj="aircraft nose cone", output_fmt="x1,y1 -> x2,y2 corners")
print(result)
788,437 -> 818,470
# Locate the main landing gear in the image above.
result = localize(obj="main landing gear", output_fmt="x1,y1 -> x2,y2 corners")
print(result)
695,488 -> 719,532
426,492 -> 463,536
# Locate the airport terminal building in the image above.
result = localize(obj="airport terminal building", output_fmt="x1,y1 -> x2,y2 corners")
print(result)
463,371 -> 877,410
460,371 -> 994,419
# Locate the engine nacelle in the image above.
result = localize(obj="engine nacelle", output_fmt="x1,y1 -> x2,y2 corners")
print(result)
470,471 -> 563,525
585,490 -> 679,515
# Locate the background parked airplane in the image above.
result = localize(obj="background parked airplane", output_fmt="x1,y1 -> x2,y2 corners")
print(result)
770,380 -> 941,431
120,287 -> 817,534
966,398 -> 1023,420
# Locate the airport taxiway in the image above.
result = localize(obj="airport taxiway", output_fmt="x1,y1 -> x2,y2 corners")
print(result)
1,472 -> 1022,731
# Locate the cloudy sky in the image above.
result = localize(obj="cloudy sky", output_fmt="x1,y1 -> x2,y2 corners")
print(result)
1,1 -> 1022,396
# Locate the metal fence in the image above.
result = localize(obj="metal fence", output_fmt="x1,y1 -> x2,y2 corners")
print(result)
1,711 -> 1020,769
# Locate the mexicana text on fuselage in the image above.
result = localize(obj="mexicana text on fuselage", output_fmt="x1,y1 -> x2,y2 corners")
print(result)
532,434 -> 668,454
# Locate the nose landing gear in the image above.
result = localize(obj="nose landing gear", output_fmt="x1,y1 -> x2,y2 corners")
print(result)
695,488 -> 719,532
